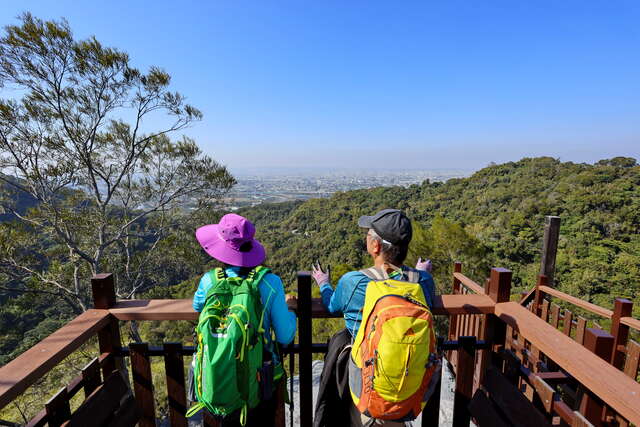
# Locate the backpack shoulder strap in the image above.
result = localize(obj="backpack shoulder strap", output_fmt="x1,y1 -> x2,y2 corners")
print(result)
203,268 -> 228,303
401,266 -> 420,283
246,265 -> 270,282
360,267 -> 387,280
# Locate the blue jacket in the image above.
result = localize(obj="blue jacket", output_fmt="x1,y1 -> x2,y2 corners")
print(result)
320,268 -> 436,337
193,267 -> 297,351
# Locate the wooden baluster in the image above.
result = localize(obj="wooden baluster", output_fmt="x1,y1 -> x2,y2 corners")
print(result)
274,372 -> 286,427
563,309 -> 574,337
578,329 -> 614,427
453,336 -> 477,427
550,304 -> 560,329
470,314 -> 478,339
298,272 -> 313,427
623,340 -> 640,379
45,387 -> 71,427
610,298 -> 633,369
532,275 -> 548,317
541,300 -> 550,323
91,273 -> 124,379
81,357 -> 102,398
163,343 -> 187,427
130,343 -> 156,427
575,317 -> 587,345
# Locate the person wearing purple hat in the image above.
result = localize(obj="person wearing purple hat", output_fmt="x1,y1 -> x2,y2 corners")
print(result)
192,213 -> 296,427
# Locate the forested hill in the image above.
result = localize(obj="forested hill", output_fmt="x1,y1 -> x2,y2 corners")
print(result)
240,156 -> 639,314
1,157 -> 639,366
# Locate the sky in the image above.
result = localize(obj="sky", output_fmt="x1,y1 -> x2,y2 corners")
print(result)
0,1 -> 639,172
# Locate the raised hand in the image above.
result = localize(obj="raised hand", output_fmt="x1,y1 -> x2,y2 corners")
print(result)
311,261 -> 331,287
415,257 -> 433,273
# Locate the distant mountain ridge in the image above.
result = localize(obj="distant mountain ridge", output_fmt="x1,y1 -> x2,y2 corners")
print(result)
0,174 -> 39,221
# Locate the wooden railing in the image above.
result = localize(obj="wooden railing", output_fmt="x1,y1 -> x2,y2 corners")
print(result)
1,267 -> 640,427
446,263 -> 640,427
521,274 -> 640,383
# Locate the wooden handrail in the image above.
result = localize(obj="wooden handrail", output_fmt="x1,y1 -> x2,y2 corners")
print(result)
494,301 -> 640,425
519,286 -> 536,305
109,299 -> 198,321
538,285 -> 614,318
452,272 -> 485,294
431,294 -> 495,314
106,294 -> 497,321
0,309 -> 112,411
621,316 -> 640,332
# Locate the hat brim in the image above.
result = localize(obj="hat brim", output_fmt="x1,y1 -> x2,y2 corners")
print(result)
196,224 -> 266,268
357,215 -> 374,228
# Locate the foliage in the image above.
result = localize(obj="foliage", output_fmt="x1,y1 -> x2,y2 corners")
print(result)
0,14 -> 235,314
2,156 -> 640,424
234,157 -> 639,321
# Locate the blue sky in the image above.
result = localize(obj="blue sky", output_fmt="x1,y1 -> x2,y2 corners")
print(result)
1,1 -> 639,172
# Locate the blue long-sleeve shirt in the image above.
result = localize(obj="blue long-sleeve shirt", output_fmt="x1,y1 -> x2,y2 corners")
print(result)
320,268 -> 436,337
193,267 -> 297,348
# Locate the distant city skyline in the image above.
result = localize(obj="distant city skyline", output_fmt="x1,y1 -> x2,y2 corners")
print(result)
224,168 -> 468,208
1,1 -> 639,170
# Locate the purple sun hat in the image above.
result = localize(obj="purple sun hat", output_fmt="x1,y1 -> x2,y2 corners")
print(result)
195,213 -> 266,268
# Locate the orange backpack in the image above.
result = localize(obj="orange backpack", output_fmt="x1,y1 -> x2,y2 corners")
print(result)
349,267 -> 440,422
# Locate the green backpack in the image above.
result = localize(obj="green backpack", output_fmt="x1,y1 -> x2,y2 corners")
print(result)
187,266 -> 270,424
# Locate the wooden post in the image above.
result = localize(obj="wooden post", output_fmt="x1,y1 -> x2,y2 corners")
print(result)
92,273 -> 116,309
579,329 -> 614,426
91,273 -> 124,379
610,298 -> 633,369
477,268 -> 512,386
203,410 -> 220,427
453,336 -> 477,427
448,262 -> 462,364
297,272 -> 313,427
486,268 -> 512,355
130,342 -> 156,427
539,216 -> 560,286
163,343 -> 188,427
421,371 -> 441,427
274,377 -> 286,427
532,275 -> 548,317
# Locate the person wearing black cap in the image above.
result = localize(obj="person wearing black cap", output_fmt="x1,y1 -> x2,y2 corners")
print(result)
312,209 -> 435,337
311,209 -> 435,427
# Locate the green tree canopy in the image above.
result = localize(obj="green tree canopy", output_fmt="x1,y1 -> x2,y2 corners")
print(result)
0,14 -> 235,311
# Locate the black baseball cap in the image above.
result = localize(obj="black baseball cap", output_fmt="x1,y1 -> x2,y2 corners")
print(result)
358,209 -> 412,245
